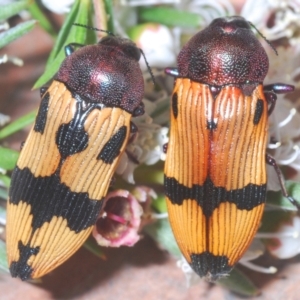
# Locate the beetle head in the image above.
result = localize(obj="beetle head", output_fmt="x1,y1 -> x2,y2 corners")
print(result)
56,36 -> 144,114
177,16 -> 269,86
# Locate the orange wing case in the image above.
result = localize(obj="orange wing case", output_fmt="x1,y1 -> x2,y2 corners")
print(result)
165,79 -> 267,279
6,36 -> 145,280
164,16 -> 271,280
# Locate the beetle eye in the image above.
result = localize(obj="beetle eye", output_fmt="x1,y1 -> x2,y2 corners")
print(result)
99,37 -> 141,61
210,18 -> 222,27
233,20 -> 251,30
122,45 -> 141,61
99,36 -> 117,46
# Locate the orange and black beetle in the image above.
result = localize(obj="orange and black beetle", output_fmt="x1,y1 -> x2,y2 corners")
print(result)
6,34 -> 145,280
164,16 -> 298,281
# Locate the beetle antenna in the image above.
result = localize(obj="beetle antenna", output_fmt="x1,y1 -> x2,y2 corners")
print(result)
139,49 -> 156,85
73,23 -> 115,36
248,21 -> 278,56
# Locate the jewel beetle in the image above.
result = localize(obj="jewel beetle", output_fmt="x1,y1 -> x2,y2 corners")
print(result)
164,16 -> 299,281
6,29 -> 146,280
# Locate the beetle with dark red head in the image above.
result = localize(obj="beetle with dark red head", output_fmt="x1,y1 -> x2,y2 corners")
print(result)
164,16 -> 299,281
6,30 -> 145,280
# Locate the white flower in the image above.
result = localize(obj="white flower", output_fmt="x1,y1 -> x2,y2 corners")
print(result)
176,256 -> 201,287
240,0 -> 274,32
265,45 -> 300,88
184,0 -> 235,25
258,215 -> 300,259
92,190 -> 143,247
239,239 -> 277,274
0,22 -> 9,31
131,186 -> 166,226
265,46 -> 300,178
0,113 -> 10,127
241,0 -> 300,42
0,13 -> 24,67
132,186 -> 157,203
116,98 -> 169,184
268,98 -> 300,170
0,54 -> 23,66
41,0 -> 75,14
0,207 -> 5,227
131,23 -> 177,70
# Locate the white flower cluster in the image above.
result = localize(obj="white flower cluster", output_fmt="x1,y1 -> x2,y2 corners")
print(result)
266,44 -> 300,178
241,0 -> 300,41
116,99 -> 169,184
41,0 -> 75,14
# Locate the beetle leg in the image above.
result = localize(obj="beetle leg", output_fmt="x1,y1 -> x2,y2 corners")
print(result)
266,153 -> 300,210
264,92 -> 277,116
20,141 -> 25,151
130,121 -> 138,134
40,86 -> 49,97
264,83 -> 295,94
125,149 -> 139,165
165,67 -> 179,77
109,176 -> 116,187
132,102 -> 145,117
264,83 -> 295,116
163,143 -> 168,154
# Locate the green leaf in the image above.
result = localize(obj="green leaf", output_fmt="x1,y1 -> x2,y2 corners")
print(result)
84,238 -> 106,259
0,0 -> 29,22
144,218 -> 181,257
0,110 -> 36,140
0,187 -> 8,200
0,174 -> 10,188
259,209 -> 292,233
134,161 -> 164,185
34,0 -> 96,89
103,0 -> 114,33
28,2 -> 56,37
151,194 -> 167,213
139,7 -> 202,28
0,147 -> 19,171
0,20 -> 36,49
267,180 -> 300,211
0,240 -> 9,273
218,268 -> 260,297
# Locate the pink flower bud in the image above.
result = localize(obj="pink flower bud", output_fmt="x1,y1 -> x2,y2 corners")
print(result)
93,190 -> 143,247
